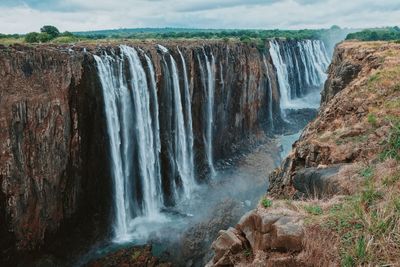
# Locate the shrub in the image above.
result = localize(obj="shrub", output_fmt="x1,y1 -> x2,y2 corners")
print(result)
37,32 -> 52,43
52,36 -> 78,44
261,198 -> 272,208
25,32 -> 40,43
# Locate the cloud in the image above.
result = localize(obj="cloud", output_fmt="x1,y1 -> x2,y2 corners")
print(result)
0,0 -> 399,34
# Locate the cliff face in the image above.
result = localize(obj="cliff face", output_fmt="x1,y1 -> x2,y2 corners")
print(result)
0,40 -> 282,261
208,41 -> 400,266
0,39 -> 330,264
0,45 -> 112,263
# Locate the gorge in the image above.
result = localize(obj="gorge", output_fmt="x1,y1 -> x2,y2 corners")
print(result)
0,38 -> 330,266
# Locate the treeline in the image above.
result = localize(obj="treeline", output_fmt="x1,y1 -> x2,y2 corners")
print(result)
346,27 -> 400,41
78,28 -> 331,41
0,33 -> 21,39
24,26 -> 79,43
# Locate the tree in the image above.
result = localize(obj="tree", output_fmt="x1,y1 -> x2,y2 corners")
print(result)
25,32 -> 40,43
40,25 -> 60,38
37,32 -> 52,42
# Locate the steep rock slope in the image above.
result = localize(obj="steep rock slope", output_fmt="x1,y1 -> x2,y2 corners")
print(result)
269,41 -> 399,197
0,45 -> 113,264
208,41 -> 400,266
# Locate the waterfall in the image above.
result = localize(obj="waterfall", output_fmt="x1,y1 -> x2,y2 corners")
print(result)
95,45 -> 164,242
93,40 -> 330,243
263,54 -> 274,131
178,48 -> 196,189
269,39 -> 329,111
202,48 -> 216,178
158,45 -> 196,199
145,54 -> 163,207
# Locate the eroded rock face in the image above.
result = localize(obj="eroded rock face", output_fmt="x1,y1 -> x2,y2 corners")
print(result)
0,40 -> 283,264
0,45 -> 112,264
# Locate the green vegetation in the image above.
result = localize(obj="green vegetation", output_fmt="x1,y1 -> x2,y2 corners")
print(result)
360,166 -> 374,179
304,205 -> 323,215
323,182 -> 397,265
75,28 -> 327,40
132,250 -> 141,260
261,198 -> 273,208
40,25 -> 60,38
367,113 -> 377,127
380,122 -> 400,161
346,26 -> 400,41
24,25 -> 80,44
243,248 -> 252,257
0,25 -> 352,46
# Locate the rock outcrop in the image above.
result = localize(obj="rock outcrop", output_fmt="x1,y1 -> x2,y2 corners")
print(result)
207,207 -> 305,267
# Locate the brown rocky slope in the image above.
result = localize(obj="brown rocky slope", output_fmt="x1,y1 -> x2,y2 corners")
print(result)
208,41 -> 400,266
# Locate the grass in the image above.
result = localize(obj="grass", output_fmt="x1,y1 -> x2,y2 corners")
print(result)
318,160 -> 400,265
0,37 -> 25,46
367,113 -> 377,127
261,198 -> 273,208
360,166 -> 374,179
380,122 -> 400,161
304,205 -> 323,215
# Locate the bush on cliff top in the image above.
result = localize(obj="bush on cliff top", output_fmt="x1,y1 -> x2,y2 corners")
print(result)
25,25 -> 79,44
346,27 -> 400,41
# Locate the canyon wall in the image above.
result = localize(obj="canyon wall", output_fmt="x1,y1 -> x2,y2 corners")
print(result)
207,41 -> 400,266
0,39 -> 329,264
0,41 -> 278,262
0,45 -> 113,264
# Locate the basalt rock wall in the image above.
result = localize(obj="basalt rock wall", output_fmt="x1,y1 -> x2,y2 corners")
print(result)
0,39 -> 326,263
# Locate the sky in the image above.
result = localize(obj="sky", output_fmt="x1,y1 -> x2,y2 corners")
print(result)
0,0 -> 399,34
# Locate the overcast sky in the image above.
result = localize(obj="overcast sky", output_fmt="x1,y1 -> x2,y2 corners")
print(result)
0,0 -> 399,34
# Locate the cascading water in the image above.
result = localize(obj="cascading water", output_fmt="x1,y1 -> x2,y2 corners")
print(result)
202,48 -> 216,178
178,48 -> 196,188
93,39 -> 330,245
263,54 -> 274,131
269,39 -> 330,111
269,40 -> 291,111
158,45 -> 196,199
95,46 -> 164,242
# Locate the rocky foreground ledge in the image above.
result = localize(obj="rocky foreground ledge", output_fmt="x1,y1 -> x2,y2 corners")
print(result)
208,41 -> 400,266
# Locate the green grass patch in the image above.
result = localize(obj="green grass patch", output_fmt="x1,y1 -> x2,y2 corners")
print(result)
261,198 -> 273,208
380,122 -> 400,161
367,113 -> 378,127
360,166 -> 374,179
304,205 -> 323,215
321,162 -> 400,265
